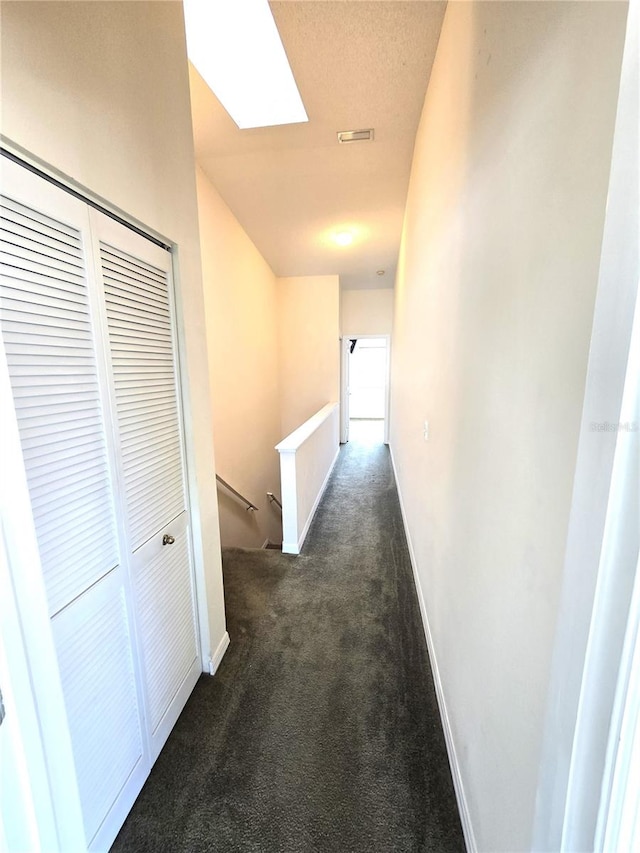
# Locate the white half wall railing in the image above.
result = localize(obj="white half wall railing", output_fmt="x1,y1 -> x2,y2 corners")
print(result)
275,402 -> 340,555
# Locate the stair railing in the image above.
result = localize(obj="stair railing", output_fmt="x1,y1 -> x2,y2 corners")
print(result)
267,492 -> 282,510
275,402 -> 340,554
215,474 -> 259,511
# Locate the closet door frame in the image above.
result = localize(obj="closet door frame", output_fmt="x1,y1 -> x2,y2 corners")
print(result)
0,146 -> 213,848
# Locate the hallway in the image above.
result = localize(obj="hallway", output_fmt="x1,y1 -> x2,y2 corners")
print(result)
111,439 -> 464,852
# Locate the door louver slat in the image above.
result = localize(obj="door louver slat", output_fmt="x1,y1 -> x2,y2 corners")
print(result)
101,250 -> 166,283
0,262 -> 87,292
102,243 -> 185,551
135,535 -> 197,732
2,275 -> 87,303
1,196 -> 79,239
0,197 -> 120,617
0,251 -> 87,281
52,579 -> 143,841
103,279 -> 169,310
120,429 -> 181,461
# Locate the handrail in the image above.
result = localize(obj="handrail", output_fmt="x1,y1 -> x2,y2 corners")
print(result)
267,492 -> 282,510
275,402 -> 340,554
275,403 -> 338,453
215,474 -> 258,511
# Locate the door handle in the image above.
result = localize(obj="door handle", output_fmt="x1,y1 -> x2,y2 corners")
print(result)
162,534 -> 175,546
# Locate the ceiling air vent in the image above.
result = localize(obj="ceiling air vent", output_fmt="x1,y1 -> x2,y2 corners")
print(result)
337,129 -> 374,144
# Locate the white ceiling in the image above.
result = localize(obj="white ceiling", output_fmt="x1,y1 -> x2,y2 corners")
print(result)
190,1 -> 446,290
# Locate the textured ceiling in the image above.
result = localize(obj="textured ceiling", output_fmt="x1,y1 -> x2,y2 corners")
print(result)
190,1 -> 446,290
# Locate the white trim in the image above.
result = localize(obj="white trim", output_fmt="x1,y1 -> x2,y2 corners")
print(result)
282,446 -> 340,554
209,631 -> 230,676
570,6 -> 640,846
599,551 -> 640,852
275,402 -> 338,452
278,403 -> 340,555
340,336 -> 351,443
568,255 -> 640,851
261,538 -> 271,549
168,246 -> 212,674
389,446 -> 477,853
532,4 -> 639,847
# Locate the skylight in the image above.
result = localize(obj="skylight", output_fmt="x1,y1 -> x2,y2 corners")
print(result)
183,0 -> 308,130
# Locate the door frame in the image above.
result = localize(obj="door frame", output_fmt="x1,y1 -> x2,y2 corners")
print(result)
0,143 -> 214,847
532,2 -> 639,846
340,333 -> 391,445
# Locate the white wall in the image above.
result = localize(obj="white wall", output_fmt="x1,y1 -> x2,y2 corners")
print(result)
196,166 -> 283,547
389,2 -> 627,851
277,403 -> 339,555
277,275 -> 340,436
0,0 -> 226,667
195,175 -> 342,546
341,287 -> 394,335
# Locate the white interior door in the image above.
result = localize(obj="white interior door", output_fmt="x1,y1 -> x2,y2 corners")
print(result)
341,335 -> 391,444
0,162 -> 148,849
0,158 -> 202,850
92,211 -> 201,762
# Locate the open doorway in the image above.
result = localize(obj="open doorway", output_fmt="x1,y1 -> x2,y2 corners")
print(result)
340,335 -> 390,445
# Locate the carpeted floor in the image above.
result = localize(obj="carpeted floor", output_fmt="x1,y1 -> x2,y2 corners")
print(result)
111,439 -> 465,852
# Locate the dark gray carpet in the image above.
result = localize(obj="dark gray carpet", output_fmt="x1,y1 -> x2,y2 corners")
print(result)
111,439 -> 465,852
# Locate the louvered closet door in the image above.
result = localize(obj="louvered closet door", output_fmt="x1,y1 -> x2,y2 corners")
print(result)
91,211 -> 201,760
0,160 -> 148,849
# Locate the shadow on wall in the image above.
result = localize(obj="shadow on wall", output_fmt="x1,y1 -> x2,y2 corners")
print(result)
215,488 -> 279,549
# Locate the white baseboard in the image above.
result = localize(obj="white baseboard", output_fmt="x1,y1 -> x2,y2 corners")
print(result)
284,446 -> 340,555
389,448 -> 478,853
297,445 -> 340,553
208,631 -> 230,676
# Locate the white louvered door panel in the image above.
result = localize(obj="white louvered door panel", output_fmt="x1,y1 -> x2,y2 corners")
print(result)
50,571 -> 143,844
91,211 -> 200,761
0,160 -> 148,851
0,193 -> 120,616
130,512 -> 200,755
99,238 -> 186,548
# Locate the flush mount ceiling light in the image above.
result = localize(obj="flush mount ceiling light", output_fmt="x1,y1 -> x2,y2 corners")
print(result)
320,224 -> 368,250
333,231 -> 354,247
184,0 -> 308,130
376,270 -> 385,276
337,129 -> 375,144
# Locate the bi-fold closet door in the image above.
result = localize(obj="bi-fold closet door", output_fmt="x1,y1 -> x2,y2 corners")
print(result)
0,159 -> 201,851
